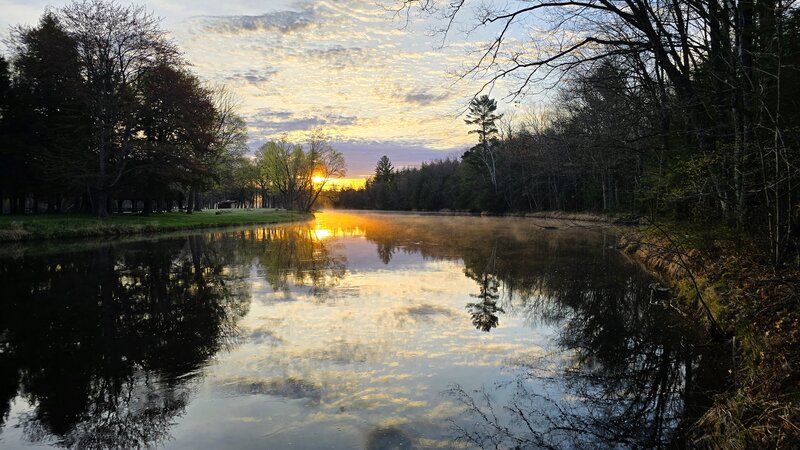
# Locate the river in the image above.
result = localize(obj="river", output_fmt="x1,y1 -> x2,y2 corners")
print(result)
0,210 -> 725,449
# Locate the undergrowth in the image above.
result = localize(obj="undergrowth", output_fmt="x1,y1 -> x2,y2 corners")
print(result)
620,224 -> 800,448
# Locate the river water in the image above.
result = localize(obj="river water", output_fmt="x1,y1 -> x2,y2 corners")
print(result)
0,211 -> 724,449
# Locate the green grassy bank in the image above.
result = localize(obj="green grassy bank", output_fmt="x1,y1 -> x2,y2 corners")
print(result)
0,209 -> 312,242
620,224 -> 799,448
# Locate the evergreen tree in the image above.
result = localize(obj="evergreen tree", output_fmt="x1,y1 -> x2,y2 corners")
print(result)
464,95 -> 502,143
374,155 -> 394,183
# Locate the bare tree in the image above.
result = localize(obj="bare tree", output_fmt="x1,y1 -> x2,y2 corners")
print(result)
393,0 -> 800,264
298,129 -> 346,212
256,132 -> 344,212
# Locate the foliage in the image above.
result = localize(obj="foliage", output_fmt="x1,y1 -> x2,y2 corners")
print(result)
464,95 -> 501,143
393,0 -> 800,266
0,1 -> 248,218
374,155 -> 394,183
255,132 -> 345,212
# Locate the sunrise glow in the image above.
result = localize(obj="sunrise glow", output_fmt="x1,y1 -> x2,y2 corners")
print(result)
312,176 -> 367,190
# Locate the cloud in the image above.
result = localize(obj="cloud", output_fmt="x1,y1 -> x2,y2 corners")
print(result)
170,0 -> 510,176
303,46 -> 365,69
247,109 -> 360,135
224,68 -> 277,84
220,376 -> 322,404
6,0 -> 530,179
382,302 -> 457,327
251,117 -> 327,133
197,8 -> 317,35
399,88 -> 453,106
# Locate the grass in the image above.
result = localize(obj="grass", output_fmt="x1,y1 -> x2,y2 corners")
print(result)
0,209 -> 312,242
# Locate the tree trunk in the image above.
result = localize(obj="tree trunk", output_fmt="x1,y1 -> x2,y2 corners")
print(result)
193,190 -> 202,212
93,188 -> 109,218
142,198 -> 153,216
186,186 -> 195,214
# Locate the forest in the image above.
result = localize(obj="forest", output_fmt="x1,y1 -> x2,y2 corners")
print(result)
335,1 -> 800,267
0,1 -> 344,216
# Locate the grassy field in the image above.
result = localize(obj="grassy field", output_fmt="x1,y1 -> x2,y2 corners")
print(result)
0,209 -> 311,242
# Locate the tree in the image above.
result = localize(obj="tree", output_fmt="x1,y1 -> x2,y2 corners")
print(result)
464,95 -> 501,144
297,129 -> 346,212
5,13 -> 91,214
135,64 -> 217,215
196,87 -> 249,211
463,95 -> 503,198
253,151 -> 272,208
257,133 -> 345,212
374,155 -> 394,183
0,57 -> 9,115
257,139 -> 302,210
0,56 -> 11,214
59,0 -> 179,217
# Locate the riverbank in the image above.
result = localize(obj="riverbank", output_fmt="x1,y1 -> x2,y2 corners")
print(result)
330,208 -> 639,224
0,209 -> 312,242
619,225 -> 799,448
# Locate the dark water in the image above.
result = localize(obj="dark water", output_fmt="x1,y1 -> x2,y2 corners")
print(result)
0,211 -> 725,449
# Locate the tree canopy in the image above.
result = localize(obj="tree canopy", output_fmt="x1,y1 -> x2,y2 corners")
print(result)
0,1 -> 252,217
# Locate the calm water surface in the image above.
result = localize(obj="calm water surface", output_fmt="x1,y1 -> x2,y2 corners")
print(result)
0,211 -> 724,449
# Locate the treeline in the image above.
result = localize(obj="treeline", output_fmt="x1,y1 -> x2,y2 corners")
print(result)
335,2 -> 800,264
0,1 -> 254,216
334,72 -> 651,213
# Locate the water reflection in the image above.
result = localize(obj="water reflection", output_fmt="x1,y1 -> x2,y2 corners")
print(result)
465,273 -> 504,332
309,212 -> 726,447
231,227 -> 346,296
0,237 -> 250,449
446,287 -> 727,449
0,212 -> 724,449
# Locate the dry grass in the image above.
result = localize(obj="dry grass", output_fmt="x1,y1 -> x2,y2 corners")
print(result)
620,225 -> 800,448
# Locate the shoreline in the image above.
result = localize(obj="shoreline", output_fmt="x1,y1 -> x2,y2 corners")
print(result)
326,208 -> 638,224
617,225 -> 800,447
0,209 -> 313,243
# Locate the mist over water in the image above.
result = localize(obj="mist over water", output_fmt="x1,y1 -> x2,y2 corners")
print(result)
0,211 -> 725,449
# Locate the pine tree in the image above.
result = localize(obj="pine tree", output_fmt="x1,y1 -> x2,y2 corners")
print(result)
464,95 -> 502,143
374,155 -> 394,183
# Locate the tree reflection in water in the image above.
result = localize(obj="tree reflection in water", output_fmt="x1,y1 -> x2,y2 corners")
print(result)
337,212 -> 727,448
446,271 -> 727,449
0,236 -> 250,449
0,213 -> 727,449
0,224 -> 350,448
232,226 -> 346,296
465,272 -> 504,332
465,242 -> 505,332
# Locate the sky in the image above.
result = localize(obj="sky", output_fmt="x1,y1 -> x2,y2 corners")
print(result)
0,0 -> 530,178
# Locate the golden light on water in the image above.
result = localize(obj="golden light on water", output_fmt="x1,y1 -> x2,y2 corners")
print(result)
313,228 -> 332,240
